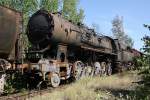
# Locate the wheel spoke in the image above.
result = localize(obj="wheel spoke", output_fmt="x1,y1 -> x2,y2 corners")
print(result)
74,61 -> 84,80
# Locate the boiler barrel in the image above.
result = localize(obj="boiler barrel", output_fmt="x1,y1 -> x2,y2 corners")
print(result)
27,10 -> 115,54
27,10 -> 82,49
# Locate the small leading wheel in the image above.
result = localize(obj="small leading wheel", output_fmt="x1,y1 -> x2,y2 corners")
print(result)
51,73 -> 60,87
74,61 -> 84,80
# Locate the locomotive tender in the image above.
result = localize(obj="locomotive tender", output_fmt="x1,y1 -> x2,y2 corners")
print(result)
26,9 -> 135,87
0,5 -> 21,93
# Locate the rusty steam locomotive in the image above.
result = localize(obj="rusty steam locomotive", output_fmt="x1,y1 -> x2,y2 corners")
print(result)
25,9 -> 138,88
0,6 -> 140,93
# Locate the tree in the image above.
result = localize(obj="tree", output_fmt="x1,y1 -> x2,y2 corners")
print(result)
144,24 -> 150,31
0,0 -> 22,11
124,34 -> 134,47
142,24 -> 150,55
112,16 -> 124,40
62,0 -> 84,24
40,0 -> 58,12
92,23 -> 100,33
111,15 -> 134,47
141,35 -> 150,66
76,8 -> 84,23
0,0 -> 39,32
131,25 -> 150,100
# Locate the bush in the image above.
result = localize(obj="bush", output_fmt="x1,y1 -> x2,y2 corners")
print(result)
4,71 -> 27,94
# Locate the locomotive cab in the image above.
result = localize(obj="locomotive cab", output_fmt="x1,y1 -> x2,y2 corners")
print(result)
114,39 -> 135,71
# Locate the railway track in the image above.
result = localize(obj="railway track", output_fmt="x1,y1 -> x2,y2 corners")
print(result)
0,84 -> 67,100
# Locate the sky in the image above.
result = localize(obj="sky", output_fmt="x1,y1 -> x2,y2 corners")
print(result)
79,0 -> 150,50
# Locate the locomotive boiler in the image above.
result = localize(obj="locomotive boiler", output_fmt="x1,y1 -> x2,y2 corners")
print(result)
27,10 -> 117,59
28,10 -> 117,50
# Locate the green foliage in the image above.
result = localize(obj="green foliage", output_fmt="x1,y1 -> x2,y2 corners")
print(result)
0,0 -> 22,11
112,16 -> 124,40
22,0 -> 39,28
62,0 -> 84,24
0,0 -> 39,50
22,0 -> 39,49
0,0 -> 84,30
133,56 -> 148,70
111,16 -> 134,47
4,74 -> 14,94
140,35 -> 150,69
0,0 -> 84,49
40,0 -> 58,12
142,36 -> 150,53
0,0 -> 38,21
129,25 -> 150,100
124,34 -> 134,48
4,72 -> 27,94
76,8 -> 84,23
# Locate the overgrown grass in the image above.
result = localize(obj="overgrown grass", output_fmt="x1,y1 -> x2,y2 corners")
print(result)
31,71 -> 140,100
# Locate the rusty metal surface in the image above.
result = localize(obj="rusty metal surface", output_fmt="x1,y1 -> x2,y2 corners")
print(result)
27,10 -> 116,54
0,5 -> 21,59
114,40 -> 134,62
121,50 -> 134,62
27,9 -> 139,64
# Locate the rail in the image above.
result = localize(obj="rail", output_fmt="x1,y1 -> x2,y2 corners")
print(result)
0,84 -> 67,100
